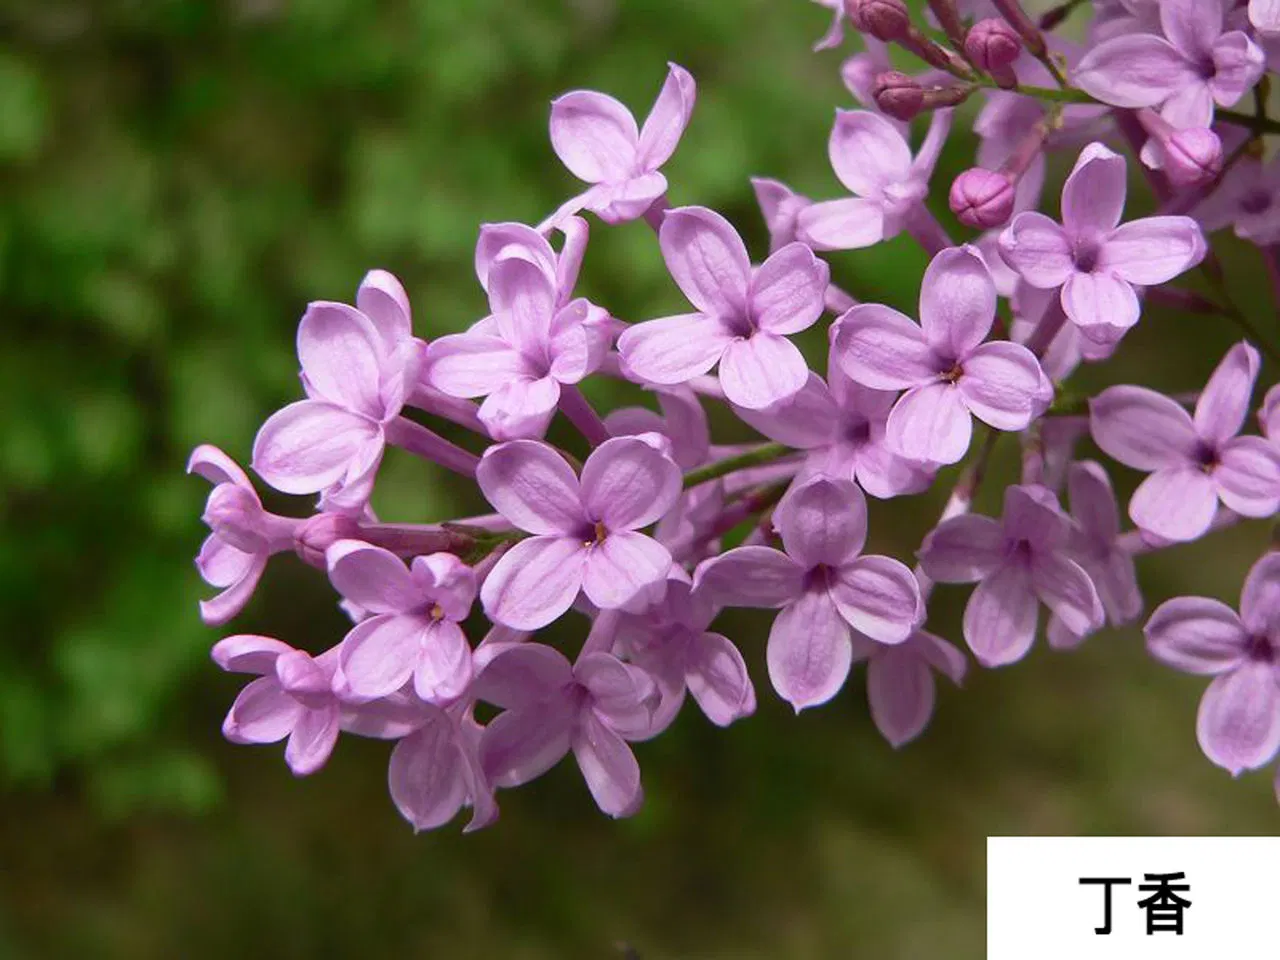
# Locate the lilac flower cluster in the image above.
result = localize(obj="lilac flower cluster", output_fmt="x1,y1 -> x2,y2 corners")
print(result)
192,0 -> 1280,830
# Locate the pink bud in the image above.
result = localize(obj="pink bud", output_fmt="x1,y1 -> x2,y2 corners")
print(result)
844,0 -> 911,42
873,71 -> 924,121
964,18 -> 1022,87
294,512 -> 362,569
949,168 -> 1016,229
1163,128 -> 1223,188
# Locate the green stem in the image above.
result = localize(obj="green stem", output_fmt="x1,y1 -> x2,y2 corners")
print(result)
1216,108 -> 1280,137
682,442 -> 793,490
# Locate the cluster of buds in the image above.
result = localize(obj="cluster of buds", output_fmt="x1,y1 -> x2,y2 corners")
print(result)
192,0 -> 1280,832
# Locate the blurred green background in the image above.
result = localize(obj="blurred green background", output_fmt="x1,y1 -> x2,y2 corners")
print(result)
2,0 -> 1277,957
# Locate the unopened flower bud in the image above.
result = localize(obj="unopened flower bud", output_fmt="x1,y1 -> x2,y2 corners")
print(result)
965,18 -> 1022,87
873,71 -> 924,121
1164,128 -> 1223,188
294,512 -> 363,569
949,168 -> 1016,229
845,0 -> 911,42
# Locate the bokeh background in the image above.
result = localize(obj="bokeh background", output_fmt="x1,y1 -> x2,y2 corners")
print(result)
2,0 -> 1278,956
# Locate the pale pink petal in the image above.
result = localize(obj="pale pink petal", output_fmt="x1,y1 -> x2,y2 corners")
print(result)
472,644 -> 572,714
867,648 -> 935,747
1160,0 -> 1223,55
389,716 -> 469,831
410,553 -> 477,622
1195,343 -> 1261,445
489,255 -> 557,352
1098,216 -> 1205,286
1089,386 -> 1199,470
918,246 -> 997,358
1073,34 -> 1197,108
693,546 -> 805,608
555,216 -> 589,295
749,243 -> 828,335
572,710 -> 643,818
918,514 -> 1004,582
1030,554 -> 1104,637
912,630 -> 967,685
718,333 -> 809,410
582,531 -> 672,610
296,302 -> 386,416
766,591 -> 853,711
481,700 -> 575,788
480,536 -> 587,630
1061,142 -> 1128,236
211,634 -> 292,674
580,435 -> 683,530
356,269 -> 412,350
546,304 -> 600,384
284,706 -> 339,776
795,198 -> 886,250
223,676 -> 301,744
1130,466 -> 1220,541
1197,663 -> 1280,775
426,332 -> 533,398
617,312 -> 735,385
830,555 -> 922,645
997,212 -> 1074,288
1094,548 -> 1144,627
326,540 -> 423,614
477,377 -> 561,441
636,63 -> 696,171
412,620 -> 473,704
1209,32 -> 1266,106
658,206 -> 751,316
474,222 -> 556,292
963,563 -> 1038,667
731,373 -> 839,449
587,172 -> 669,224
1067,460 -> 1122,541
197,535 -> 256,590
187,444 -> 252,488
476,440 -> 584,535
828,109 -> 913,197
1061,271 -> 1139,335
252,400 -> 379,495
685,631 -> 756,726
1242,552 -> 1280,636
1145,596 -> 1247,674
339,613 -> 427,699
956,341 -> 1042,431
549,90 -> 639,184
198,558 -> 266,626
774,476 -> 868,567
1215,436 -> 1280,517
886,382 -> 972,466
832,304 -> 936,390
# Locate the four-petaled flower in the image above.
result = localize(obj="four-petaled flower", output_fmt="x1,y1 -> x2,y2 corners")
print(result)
1090,342 -> 1280,542
851,626 -> 967,748
618,205 -> 829,410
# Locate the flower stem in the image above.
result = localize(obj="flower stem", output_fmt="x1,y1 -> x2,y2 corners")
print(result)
682,442 -> 793,490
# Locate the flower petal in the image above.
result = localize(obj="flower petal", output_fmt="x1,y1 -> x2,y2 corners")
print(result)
339,613 -> 426,699
488,255 -> 557,352
887,382 -> 973,466
918,246 -> 997,359
617,312 -> 735,386
426,332 -> 533,398
731,373 -> 839,450
474,222 -> 556,293
658,206 -> 751,316
918,514 -> 1004,582
693,546 -> 805,608
828,109 -> 912,197
1073,34 -> 1197,108
775,475 -> 868,567
998,212 -> 1074,288
297,301 -> 386,416
326,540 -> 422,614
1067,459 -> 1122,541
963,563 -> 1039,667
251,400 -> 379,495
572,710 -> 643,818
481,700 -> 575,788
1098,216 -> 1205,285
187,444 -> 252,488
1061,271 -> 1139,336
472,641 -> 574,710
1242,552 -> 1280,637
830,554 -> 922,645
867,648 -> 935,748
1209,31 -> 1266,107
957,341 -> 1043,432
413,620 -> 473,705
795,197 -> 887,251
1215,436 -> 1280,517
582,531 -> 672,611
718,333 -> 809,410
476,440 -> 584,535
356,269 -> 412,351
1089,385 -> 1198,470
1130,466 -> 1220,541
832,304 -> 935,391
549,90 -> 639,184
198,558 -> 266,626
766,591 -> 853,711
1030,554 -> 1103,637
477,377 -> 561,442
1145,596 -> 1247,674
1195,342 -> 1260,444
581,435 -> 683,530
685,631 -> 756,727
636,63 -> 696,171
1061,142 -> 1128,236
480,536 -> 587,631
749,243 -> 828,335
212,634 -> 292,675
223,676 -> 301,745
388,715 -> 469,832
1197,662 -> 1280,775
284,706 -> 339,776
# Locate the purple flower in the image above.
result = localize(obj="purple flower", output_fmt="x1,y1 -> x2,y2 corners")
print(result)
189,444 -> 299,625
617,205 -> 829,410
750,177 -> 813,254
603,386 -> 709,471
796,109 -> 950,251
613,571 -> 756,736
919,484 -> 1104,667
212,635 -> 344,776
1145,551 -> 1280,775
851,627 -> 967,748
388,702 -> 497,833
328,541 -> 477,703
549,63 -> 695,224
1194,154 -> 1280,246
1253,0 -> 1280,35
475,643 -> 658,817
1090,342 -> 1280,542
252,271 -> 421,510
733,361 -> 934,499
1048,460 -> 1144,649
1075,0 -> 1264,129
474,217 -> 587,306
477,436 -> 681,630
426,251 -> 611,440
833,245 -> 1044,466
999,143 -> 1205,344
694,476 -> 923,710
